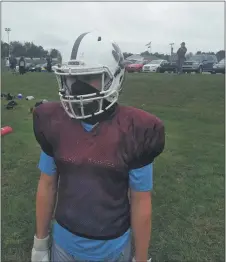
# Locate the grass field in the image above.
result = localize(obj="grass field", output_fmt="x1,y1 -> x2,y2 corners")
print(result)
1,71 -> 225,262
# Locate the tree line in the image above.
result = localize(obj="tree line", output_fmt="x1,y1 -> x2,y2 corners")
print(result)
123,50 -> 225,62
1,40 -> 62,62
1,40 -> 224,63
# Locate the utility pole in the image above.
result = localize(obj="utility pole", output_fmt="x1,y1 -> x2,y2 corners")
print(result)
5,28 -> 11,58
146,41 -> 152,54
169,43 -> 174,62
169,43 -> 174,56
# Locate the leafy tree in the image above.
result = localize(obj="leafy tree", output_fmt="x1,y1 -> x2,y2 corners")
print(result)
1,40 -> 62,61
195,50 -> 225,61
186,52 -> 193,60
140,51 -> 150,56
50,48 -> 59,58
123,52 -> 133,59
1,41 -> 9,58
50,48 -> 62,63
216,50 -> 225,61
10,41 -> 26,57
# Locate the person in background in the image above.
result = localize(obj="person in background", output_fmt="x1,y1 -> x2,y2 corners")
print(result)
46,55 -> 52,72
19,56 -> 26,75
10,56 -> 17,74
177,42 -> 187,74
57,52 -> 62,65
31,31 -> 165,262
5,57 -> 10,71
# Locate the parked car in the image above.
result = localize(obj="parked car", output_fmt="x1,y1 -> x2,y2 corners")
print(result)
126,61 -> 147,73
35,62 -> 58,72
143,59 -> 168,73
41,63 -> 48,71
159,61 -> 178,73
211,58 -> 225,74
34,64 -> 42,72
35,63 -> 48,72
28,64 -> 37,72
182,54 -> 218,73
123,60 -> 134,67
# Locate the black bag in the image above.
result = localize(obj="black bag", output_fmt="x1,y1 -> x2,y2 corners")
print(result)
5,100 -> 18,110
6,93 -> 14,100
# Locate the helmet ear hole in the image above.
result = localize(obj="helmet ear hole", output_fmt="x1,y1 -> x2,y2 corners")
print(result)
98,36 -> 101,41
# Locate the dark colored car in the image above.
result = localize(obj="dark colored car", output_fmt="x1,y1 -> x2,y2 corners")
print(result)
211,58 -> 225,74
159,61 -> 178,73
28,64 -> 37,72
182,54 -> 218,73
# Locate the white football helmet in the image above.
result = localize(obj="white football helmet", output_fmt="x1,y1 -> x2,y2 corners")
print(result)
54,31 -> 125,119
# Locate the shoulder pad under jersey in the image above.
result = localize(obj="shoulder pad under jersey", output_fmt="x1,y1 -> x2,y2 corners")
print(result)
118,106 -> 165,169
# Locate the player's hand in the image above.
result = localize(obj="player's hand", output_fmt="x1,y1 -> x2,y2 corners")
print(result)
31,235 -> 50,262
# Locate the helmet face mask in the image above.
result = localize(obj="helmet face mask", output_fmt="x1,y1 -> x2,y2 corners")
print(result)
62,76 -> 100,117
56,71 -> 118,119
54,31 -> 125,120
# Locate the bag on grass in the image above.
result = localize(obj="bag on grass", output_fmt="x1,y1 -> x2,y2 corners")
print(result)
6,93 -> 14,100
5,100 -> 18,110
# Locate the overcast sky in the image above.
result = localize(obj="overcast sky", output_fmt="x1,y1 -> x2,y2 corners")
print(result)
1,2 -> 224,61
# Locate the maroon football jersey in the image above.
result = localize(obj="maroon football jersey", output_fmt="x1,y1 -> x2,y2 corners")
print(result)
33,102 -> 165,240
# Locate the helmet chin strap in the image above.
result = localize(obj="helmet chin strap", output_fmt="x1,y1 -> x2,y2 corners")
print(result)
82,101 -> 118,125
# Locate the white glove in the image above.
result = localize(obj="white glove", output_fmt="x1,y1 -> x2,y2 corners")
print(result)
132,258 -> 152,262
31,235 -> 50,262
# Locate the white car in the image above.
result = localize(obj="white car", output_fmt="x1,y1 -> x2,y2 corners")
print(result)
143,59 -> 168,73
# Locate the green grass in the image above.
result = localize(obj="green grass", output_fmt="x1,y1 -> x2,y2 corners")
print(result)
1,71 -> 225,262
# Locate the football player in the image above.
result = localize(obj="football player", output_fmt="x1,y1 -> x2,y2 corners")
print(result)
31,31 -> 165,262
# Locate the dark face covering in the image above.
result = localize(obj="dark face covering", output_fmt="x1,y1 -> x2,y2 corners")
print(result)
70,80 -> 117,125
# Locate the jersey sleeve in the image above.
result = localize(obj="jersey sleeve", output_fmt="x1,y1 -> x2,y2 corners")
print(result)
38,151 -> 57,176
129,163 -> 153,192
33,108 -> 54,157
128,115 -> 165,170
